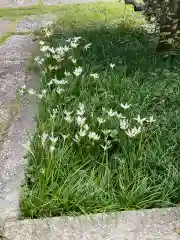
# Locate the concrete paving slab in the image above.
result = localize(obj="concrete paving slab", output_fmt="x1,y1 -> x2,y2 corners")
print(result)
0,35 -> 37,60
0,19 -> 12,37
0,61 -> 28,106
0,13 -> 58,223
0,64 -> 37,221
16,14 -> 57,32
0,0 -> 39,8
0,97 -> 36,221
0,61 -> 31,150
0,36 -> 37,221
2,208 -> 180,239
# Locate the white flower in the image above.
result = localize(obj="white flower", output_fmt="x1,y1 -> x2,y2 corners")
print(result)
120,103 -> 131,110
38,89 -> 47,99
84,43 -> 92,50
125,126 -> 141,138
133,115 -> 146,125
21,84 -> 26,90
28,89 -> 36,95
73,67 -> 83,76
71,58 -> 77,64
97,117 -> 106,125
117,113 -> 126,119
47,80 -> 53,86
56,47 -> 65,55
50,145 -> 55,153
64,115 -> 72,123
63,45 -> 70,52
49,134 -> 58,145
83,124 -> 89,131
64,110 -> 73,123
40,45 -> 50,52
66,38 -> 72,43
39,58 -> 45,64
61,133 -> 70,141
79,128 -> 87,137
35,56 -> 43,64
146,116 -> 156,123
101,144 -> 112,151
44,29 -> 53,37
19,84 -> 26,95
109,63 -> 115,69
45,53 -> 51,58
34,56 -> 40,62
42,89 -> 47,95
69,56 -> 76,63
76,116 -> 86,126
64,110 -> 73,115
41,132 -> 48,147
73,36 -> 82,42
64,71 -> 71,77
53,54 -> 64,62
22,140 -> 31,151
70,41 -> 78,48
53,108 -> 58,115
56,87 -> 65,95
90,73 -> 99,79
119,119 -> 129,130
88,132 -> 100,141
53,78 -> 68,85
49,47 -> 56,54
74,134 -> 80,143
107,109 -> 118,117
39,40 -> 45,45
105,139 -> 112,145
38,94 -> 43,100
77,103 -> 85,115
48,65 -> 55,71
50,108 -> 58,120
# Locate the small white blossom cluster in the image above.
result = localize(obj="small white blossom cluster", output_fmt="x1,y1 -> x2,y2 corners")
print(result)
40,131 -> 58,153
19,34 -> 88,99
21,28 -> 156,156
39,102 -> 155,153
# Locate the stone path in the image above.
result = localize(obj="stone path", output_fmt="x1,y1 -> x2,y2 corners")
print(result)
0,1 -> 180,240
0,0 -> 39,8
16,14 -> 57,32
0,4 -> 57,222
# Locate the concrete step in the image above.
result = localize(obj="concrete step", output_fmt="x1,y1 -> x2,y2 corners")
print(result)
2,208 -> 180,240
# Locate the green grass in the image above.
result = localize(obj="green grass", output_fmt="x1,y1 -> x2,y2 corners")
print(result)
0,2 -> 126,18
0,2 -> 131,44
20,2 -> 180,219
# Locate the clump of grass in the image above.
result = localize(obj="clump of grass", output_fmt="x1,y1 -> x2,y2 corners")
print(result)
20,4 -> 180,218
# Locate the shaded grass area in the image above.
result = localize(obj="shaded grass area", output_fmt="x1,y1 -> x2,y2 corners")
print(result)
21,2 -> 180,218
